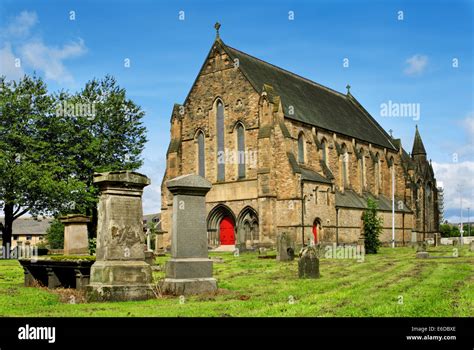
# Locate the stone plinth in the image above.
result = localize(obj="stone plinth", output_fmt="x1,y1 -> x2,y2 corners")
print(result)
60,214 -> 90,255
160,174 -> 217,295
86,171 -> 152,301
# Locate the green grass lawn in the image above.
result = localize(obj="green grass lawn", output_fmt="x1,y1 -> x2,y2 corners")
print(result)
0,246 -> 472,317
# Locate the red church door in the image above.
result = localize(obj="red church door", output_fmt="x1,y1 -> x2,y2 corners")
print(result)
220,217 -> 235,245
312,221 -> 319,243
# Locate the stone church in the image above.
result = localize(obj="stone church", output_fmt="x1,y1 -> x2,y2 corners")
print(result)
160,25 -> 439,249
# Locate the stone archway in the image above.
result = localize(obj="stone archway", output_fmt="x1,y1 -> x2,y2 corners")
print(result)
236,206 -> 259,249
207,204 -> 236,247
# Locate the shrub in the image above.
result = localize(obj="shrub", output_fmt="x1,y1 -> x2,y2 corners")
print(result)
45,219 -> 65,249
363,198 -> 383,254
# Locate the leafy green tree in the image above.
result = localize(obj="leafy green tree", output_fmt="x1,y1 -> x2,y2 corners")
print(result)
0,74 -> 147,248
439,223 -> 452,238
0,75 -> 87,249
45,219 -> 65,249
362,198 -> 383,254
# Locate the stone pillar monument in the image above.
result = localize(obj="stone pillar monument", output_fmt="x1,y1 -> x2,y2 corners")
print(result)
86,171 -> 152,301
60,214 -> 90,255
161,174 -> 217,295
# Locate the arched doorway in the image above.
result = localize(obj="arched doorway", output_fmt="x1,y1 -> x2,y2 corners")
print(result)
236,206 -> 259,248
220,217 -> 235,245
207,204 -> 237,247
312,218 -> 321,244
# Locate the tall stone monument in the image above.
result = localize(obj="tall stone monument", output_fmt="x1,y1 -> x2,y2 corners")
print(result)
60,214 -> 90,255
86,171 -> 152,301
161,174 -> 217,295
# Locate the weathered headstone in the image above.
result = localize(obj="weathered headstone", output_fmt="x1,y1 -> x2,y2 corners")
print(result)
298,246 -> 320,278
154,231 -> 165,256
410,230 -> 418,248
160,174 -> 217,295
276,232 -> 295,261
416,251 -> 429,259
416,241 -> 427,252
60,214 -> 91,255
434,233 -> 441,247
86,171 -> 152,301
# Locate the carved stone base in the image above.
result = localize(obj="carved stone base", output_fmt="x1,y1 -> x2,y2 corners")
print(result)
160,278 -> 217,296
86,260 -> 152,301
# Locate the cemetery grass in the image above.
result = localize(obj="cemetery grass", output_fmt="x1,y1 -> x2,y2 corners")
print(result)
0,246 -> 472,317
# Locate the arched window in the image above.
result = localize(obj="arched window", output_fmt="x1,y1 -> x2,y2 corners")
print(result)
360,148 -> 366,189
298,133 -> 305,163
197,131 -> 205,177
389,156 -> 395,194
236,123 -> 245,179
341,144 -> 349,188
216,100 -> 225,181
321,138 -> 328,166
374,153 -> 381,191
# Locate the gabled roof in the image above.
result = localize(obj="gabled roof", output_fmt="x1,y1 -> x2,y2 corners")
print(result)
219,41 -> 396,150
412,126 -> 427,156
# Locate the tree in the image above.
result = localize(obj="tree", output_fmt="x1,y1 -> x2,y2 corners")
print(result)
362,198 -> 383,254
0,75 -> 87,249
0,74 -> 147,248
439,223 -> 452,238
45,219 -> 65,249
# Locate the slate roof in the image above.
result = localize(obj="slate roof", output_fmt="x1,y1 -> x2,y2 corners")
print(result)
0,217 -> 52,236
221,41 -> 396,150
335,190 -> 412,213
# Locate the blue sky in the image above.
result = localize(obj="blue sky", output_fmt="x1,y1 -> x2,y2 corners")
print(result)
0,0 -> 473,222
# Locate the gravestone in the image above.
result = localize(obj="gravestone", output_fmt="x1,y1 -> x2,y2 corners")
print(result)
154,231 -> 165,256
60,214 -> 90,255
276,232 -> 295,261
160,174 -> 217,295
434,233 -> 441,247
86,171 -> 152,301
416,251 -> 429,259
416,241 -> 427,252
298,246 -> 320,278
410,231 -> 418,248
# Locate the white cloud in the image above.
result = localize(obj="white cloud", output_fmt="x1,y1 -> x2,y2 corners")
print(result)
19,38 -> 87,83
139,158 -> 166,214
0,43 -> 24,80
404,54 -> 428,76
432,161 -> 474,218
462,113 -> 474,139
0,11 -> 86,83
2,11 -> 38,39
